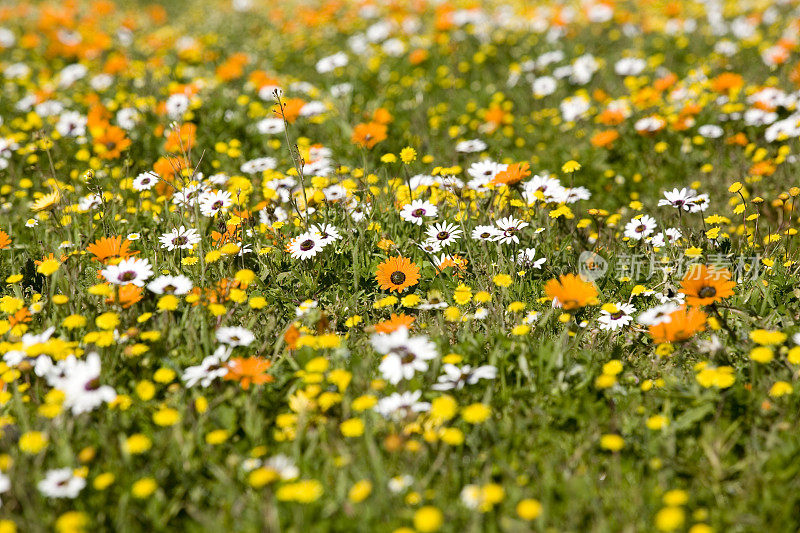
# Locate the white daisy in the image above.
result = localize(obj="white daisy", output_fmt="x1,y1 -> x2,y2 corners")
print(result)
400,200 -> 438,225
287,231 -> 325,260
159,226 -> 200,251
101,257 -> 153,286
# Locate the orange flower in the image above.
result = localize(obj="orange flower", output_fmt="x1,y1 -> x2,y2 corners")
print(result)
274,97 -> 305,123
86,236 -> 138,264
376,256 -> 420,293
680,265 -> 736,306
375,314 -> 415,334
711,72 -> 744,94
649,305 -> 707,343
351,122 -> 387,149
0,230 -> 10,250
106,284 -> 143,309
491,162 -> 531,187
164,123 -> 196,153
225,357 -> 274,390
544,273 -> 598,310
590,130 -> 620,148
93,125 -> 131,159
8,307 -> 32,327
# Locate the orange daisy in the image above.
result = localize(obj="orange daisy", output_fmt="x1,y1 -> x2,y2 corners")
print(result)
490,162 -> 531,187
376,256 -> 420,293
544,273 -> 598,310
680,265 -> 736,306
649,305 -> 707,343
375,313 -> 415,334
224,357 -> 274,390
351,122 -> 387,149
86,236 -> 138,264
0,230 -> 11,250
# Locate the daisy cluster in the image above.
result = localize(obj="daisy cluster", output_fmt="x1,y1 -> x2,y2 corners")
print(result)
1,0 -> 800,531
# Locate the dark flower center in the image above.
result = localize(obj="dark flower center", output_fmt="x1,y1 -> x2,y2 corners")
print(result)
300,239 -> 315,251
698,286 -> 717,298
412,209 -> 425,217
436,231 -> 449,240
390,271 -> 406,285
118,271 -> 136,281
85,378 -> 100,391
173,236 -> 188,245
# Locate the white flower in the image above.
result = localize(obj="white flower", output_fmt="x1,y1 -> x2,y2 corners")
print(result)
38,468 -> 86,499
623,215 -> 657,240
264,455 -> 299,480
372,328 -> 438,385
45,353 -> 116,415
400,200 -> 438,225
182,346 -> 231,387
374,390 -> 431,419
287,231 -> 325,260
516,248 -> 546,268
471,225 -> 502,241
199,190 -> 232,217
159,226 -> 200,251
598,303 -> 636,331
240,157 -> 277,174
455,139 -> 487,153
426,221 -> 463,248
316,52 -> 348,73
133,172 -> 159,191
432,364 -> 497,391
256,117 -> 285,134
493,216 -> 529,245
216,327 -> 254,347
147,275 -> 193,295
309,223 -> 341,246
101,257 -> 153,286
165,93 -> 190,119
637,303 -> 680,326
658,188 -> 699,211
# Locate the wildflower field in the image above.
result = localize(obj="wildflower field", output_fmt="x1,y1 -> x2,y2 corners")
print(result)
4,0 -> 800,530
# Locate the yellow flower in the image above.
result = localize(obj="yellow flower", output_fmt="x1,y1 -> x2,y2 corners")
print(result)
517,498 -> 543,520
646,415 -> 668,430
19,431 -> 48,454
430,395 -> 458,422
93,472 -> 115,490
340,418 -> 364,437
153,408 -> 180,426
248,467 -> 278,488
462,403 -> 491,424
131,478 -> 158,499
413,506 -> 443,532
600,434 -> 625,451
662,489 -> 688,506
561,160 -> 581,173
749,329 -> 787,345
493,274 -> 512,287
276,480 -> 323,502
602,360 -> 623,375
124,434 -> 152,454
348,480 -> 373,503
352,395 -> 377,411
769,381 -> 793,397
37,259 -> 61,276
400,147 -> 417,164
154,294 -> 178,311
62,314 -> 87,329
655,506 -> 685,531
95,312 -> 119,330
453,284 -> 472,305
749,346 -> 774,363
55,511 -> 89,533
205,429 -> 230,445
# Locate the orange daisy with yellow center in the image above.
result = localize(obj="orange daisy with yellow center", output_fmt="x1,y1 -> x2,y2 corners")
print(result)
544,273 -> 598,310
